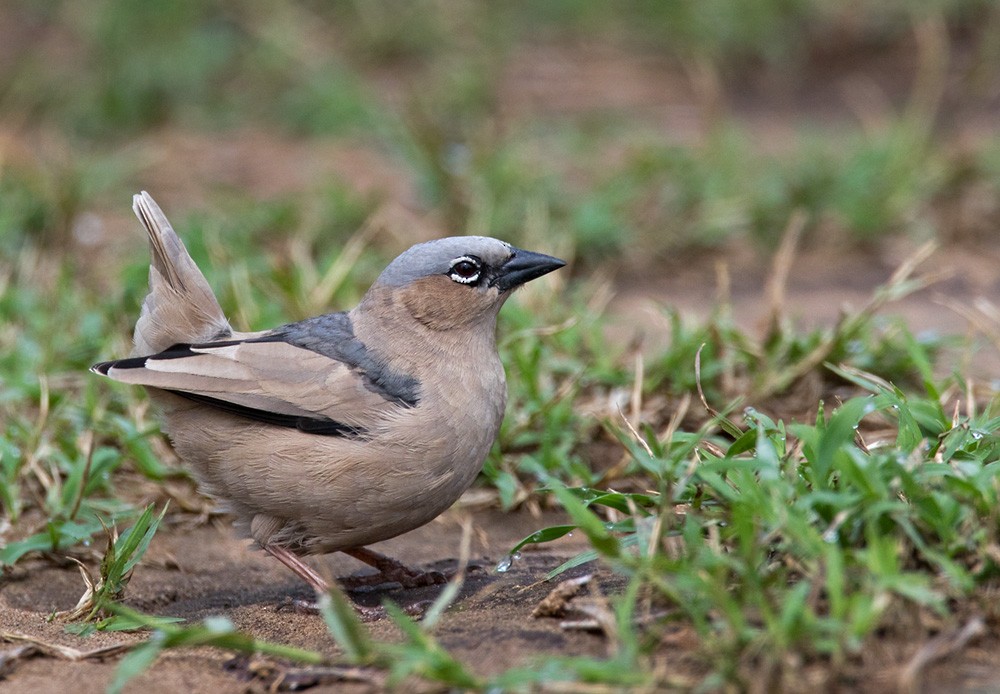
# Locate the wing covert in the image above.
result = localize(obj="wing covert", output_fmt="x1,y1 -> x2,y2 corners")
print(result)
92,317 -> 419,435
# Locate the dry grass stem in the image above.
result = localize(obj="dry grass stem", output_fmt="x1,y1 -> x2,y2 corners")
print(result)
897,617 -> 985,693
0,631 -> 131,661
532,574 -> 593,618
763,209 -> 808,337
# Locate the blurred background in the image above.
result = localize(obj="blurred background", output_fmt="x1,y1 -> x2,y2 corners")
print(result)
2,0 -> 999,270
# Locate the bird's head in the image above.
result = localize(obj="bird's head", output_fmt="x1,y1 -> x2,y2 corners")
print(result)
368,236 -> 565,330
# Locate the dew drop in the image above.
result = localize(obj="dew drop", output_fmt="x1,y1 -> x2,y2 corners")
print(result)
496,551 -> 522,573
204,616 -> 234,633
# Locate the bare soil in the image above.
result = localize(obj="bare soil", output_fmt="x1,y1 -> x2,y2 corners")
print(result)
611,239 -> 1000,378
1,507 -> 622,693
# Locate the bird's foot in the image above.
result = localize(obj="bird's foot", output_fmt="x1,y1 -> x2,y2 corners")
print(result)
276,597 -> 325,614
356,600 -> 432,622
341,547 -> 449,591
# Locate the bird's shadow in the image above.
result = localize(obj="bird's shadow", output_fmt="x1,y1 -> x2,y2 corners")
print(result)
129,557 -> 495,619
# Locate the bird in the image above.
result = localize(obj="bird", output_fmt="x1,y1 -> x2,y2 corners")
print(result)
91,192 -> 565,598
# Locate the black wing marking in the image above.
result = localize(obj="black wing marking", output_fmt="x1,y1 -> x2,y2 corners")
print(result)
168,389 -> 367,438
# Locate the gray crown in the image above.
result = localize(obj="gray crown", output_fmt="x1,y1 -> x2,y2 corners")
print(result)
376,236 -> 513,287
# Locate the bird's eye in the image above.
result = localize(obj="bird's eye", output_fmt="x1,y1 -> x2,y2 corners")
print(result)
448,256 -> 481,285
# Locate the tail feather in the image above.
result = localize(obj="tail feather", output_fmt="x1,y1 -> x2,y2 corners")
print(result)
131,191 -> 231,356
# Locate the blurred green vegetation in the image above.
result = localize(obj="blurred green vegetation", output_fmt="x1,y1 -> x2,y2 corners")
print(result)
1,0 -> 999,257
6,1 -> 996,136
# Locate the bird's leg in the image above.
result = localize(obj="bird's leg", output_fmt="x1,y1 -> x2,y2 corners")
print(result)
340,547 -> 448,590
266,544 -> 405,620
264,544 -> 330,594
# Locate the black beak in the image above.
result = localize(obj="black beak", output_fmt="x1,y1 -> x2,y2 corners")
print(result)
492,248 -> 566,292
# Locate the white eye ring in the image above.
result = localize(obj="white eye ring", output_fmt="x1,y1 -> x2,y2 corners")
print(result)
448,256 -> 481,284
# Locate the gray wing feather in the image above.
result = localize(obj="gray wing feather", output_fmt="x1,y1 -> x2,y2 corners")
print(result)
100,337 -> 409,428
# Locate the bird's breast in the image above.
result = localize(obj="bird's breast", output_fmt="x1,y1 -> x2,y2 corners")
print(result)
388,344 -> 507,469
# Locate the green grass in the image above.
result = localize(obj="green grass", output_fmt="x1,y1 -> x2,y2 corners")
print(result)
57,503 -> 169,629
96,374 -> 1000,691
550,383 -> 1000,688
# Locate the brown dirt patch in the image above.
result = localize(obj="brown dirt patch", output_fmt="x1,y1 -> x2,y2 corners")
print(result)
610,239 -> 1000,379
0,508 -> 623,692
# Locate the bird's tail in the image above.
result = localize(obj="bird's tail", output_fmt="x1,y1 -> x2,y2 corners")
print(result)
131,191 -> 232,356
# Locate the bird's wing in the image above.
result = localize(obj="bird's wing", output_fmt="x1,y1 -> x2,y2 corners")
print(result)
93,329 -> 419,436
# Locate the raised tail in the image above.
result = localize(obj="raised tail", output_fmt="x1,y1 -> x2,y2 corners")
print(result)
131,191 -> 232,356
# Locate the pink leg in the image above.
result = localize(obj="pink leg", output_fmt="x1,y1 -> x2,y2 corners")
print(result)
264,544 -> 444,620
265,544 -> 388,619
264,544 -> 329,594
266,544 -> 431,620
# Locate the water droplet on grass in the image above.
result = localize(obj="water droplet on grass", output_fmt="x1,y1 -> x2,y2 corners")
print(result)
495,551 -> 522,573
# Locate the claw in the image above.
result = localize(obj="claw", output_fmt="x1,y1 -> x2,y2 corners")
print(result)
341,547 -> 450,590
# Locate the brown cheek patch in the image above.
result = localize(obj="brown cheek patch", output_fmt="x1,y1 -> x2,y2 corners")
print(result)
400,276 -> 495,330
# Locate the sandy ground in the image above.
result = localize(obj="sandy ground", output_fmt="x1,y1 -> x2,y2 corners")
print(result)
0,506 -> 626,693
